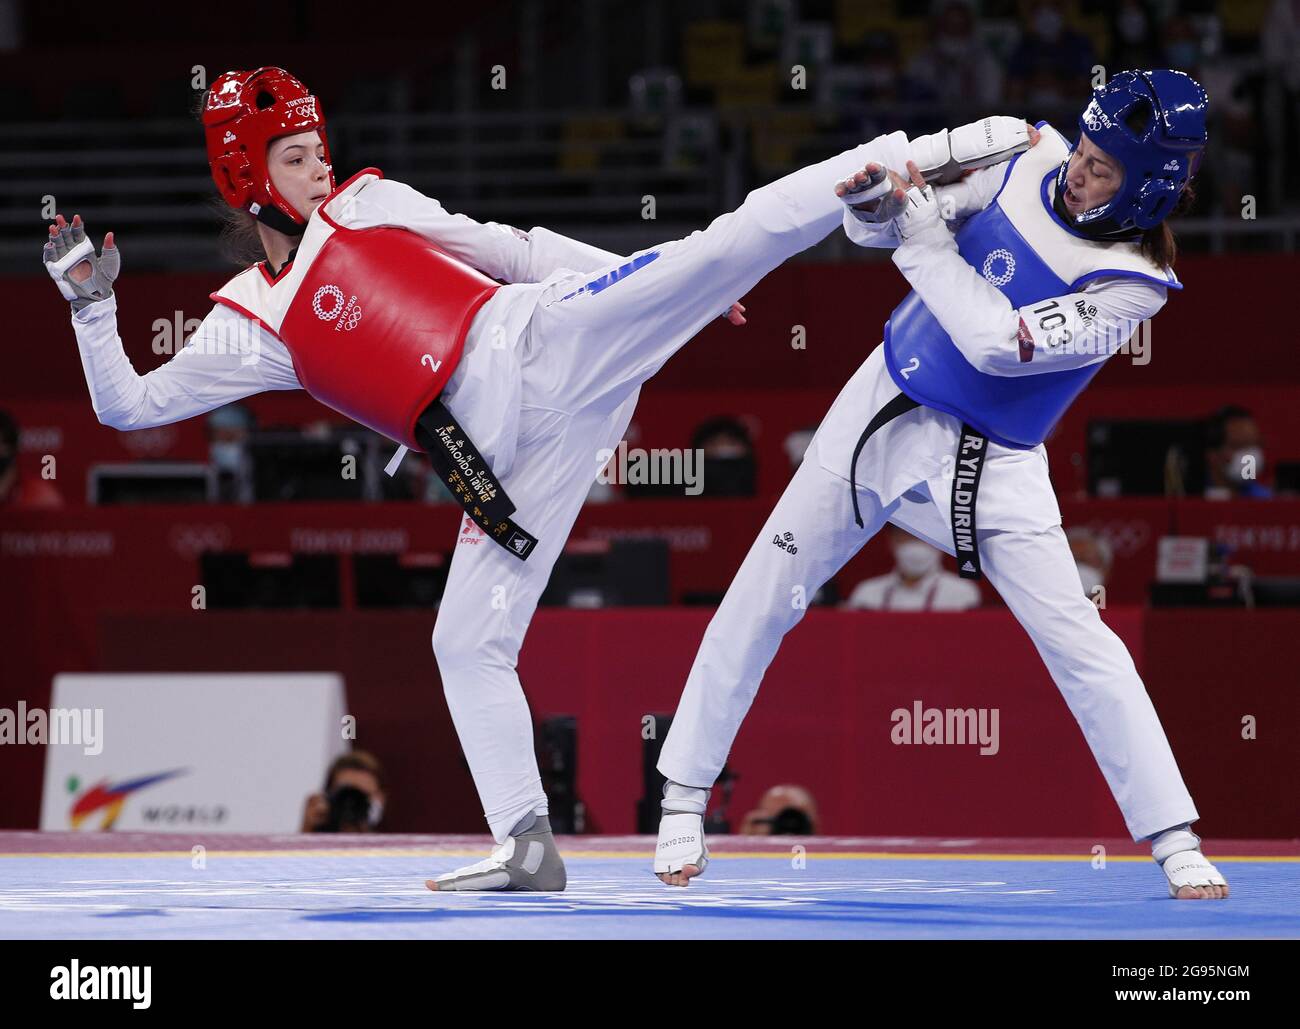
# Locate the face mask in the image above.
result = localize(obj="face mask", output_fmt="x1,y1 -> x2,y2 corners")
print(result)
704,441 -> 749,459
935,35 -> 970,59
209,441 -> 244,474
1118,7 -> 1147,43
783,430 -> 814,469
1028,83 -> 1065,108
1076,562 -> 1105,596
1165,41 -> 1199,69
1034,8 -> 1064,40
864,66 -> 895,90
1225,446 -> 1264,484
895,541 -> 940,578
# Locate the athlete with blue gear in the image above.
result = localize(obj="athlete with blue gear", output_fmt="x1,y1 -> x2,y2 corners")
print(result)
1057,69 -> 1210,235
655,71 -> 1227,901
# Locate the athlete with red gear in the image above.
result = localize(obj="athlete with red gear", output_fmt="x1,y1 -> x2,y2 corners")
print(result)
45,67 -> 1032,891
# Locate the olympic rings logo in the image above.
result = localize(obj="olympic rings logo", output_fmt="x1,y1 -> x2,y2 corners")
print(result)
1082,101 -> 1111,133
1085,520 -> 1150,558
981,249 -> 1016,287
311,284 -> 362,331
169,523 -> 232,557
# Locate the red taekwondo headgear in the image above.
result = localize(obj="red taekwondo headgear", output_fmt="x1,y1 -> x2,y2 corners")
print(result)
202,67 -> 335,235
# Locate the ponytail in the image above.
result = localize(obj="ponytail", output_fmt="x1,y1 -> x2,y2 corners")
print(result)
1139,180 -> 1197,270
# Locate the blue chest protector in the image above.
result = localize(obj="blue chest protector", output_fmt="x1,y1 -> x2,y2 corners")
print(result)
884,168 -> 1124,450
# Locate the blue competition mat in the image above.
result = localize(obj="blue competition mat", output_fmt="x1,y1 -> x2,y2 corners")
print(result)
1,841 -> 1294,939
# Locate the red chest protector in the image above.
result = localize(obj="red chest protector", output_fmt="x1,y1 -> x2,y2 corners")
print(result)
211,169 -> 500,451
280,227 -> 498,450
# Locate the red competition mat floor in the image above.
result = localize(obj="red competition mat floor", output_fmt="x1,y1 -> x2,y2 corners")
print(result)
1,833 -> 1296,939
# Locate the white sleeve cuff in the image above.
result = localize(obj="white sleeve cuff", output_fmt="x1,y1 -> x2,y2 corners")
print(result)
842,207 -> 901,249
71,291 -> 118,325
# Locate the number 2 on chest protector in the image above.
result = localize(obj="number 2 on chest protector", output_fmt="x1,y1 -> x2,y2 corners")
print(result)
422,355 -> 442,373
900,356 -> 921,379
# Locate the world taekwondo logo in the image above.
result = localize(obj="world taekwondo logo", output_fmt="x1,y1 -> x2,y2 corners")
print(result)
312,284 -> 362,331
981,249 -> 1015,287
66,769 -> 188,830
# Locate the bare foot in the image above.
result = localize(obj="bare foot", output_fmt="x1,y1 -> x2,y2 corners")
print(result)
656,864 -> 702,888
1173,880 -> 1230,900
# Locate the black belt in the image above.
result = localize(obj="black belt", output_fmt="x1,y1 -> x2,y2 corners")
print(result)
414,400 -> 538,561
949,423 -> 989,581
848,392 -> 918,528
848,393 -> 988,582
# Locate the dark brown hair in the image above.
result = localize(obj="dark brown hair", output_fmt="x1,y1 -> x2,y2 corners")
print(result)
326,750 -> 385,791
1139,180 -> 1196,270
195,85 -> 299,269
209,200 -> 268,268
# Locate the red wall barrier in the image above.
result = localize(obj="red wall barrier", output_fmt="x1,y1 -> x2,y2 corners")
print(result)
3,504 -> 1296,835
10,606 -> 1294,841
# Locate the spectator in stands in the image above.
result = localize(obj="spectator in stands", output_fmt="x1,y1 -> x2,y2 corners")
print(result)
1165,14 -> 1255,218
692,416 -> 757,497
852,31 -> 930,143
1263,0 -> 1300,212
859,30 -> 903,104
1066,525 -> 1113,598
1265,0 -> 1300,92
783,425 -> 817,472
1106,0 -> 1163,71
1204,405 -> 1273,499
301,750 -> 387,833
379,430 -> 461,503
206,403 -> 254,503
0,409 -> 63,510
905,0 -> 1004,112
844,524 -> 980,611
1005,0 -> 1095,110
739,784 -> 819,835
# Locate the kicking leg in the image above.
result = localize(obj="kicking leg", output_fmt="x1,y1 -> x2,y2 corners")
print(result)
522,133 -> 913,414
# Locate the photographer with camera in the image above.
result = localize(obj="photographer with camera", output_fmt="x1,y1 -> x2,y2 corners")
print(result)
301,752 -> 387,834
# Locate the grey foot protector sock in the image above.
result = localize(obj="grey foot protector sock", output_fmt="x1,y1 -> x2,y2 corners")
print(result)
436,812 -> 567,892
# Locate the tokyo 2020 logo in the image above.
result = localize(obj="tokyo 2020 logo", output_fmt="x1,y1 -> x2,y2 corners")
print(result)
311,284 -> 362,331
981,249 -> 1015,287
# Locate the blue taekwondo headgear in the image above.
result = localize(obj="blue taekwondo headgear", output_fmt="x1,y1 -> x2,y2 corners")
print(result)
1057,69 -> 1209,233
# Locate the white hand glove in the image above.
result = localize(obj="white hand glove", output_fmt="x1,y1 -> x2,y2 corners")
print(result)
894,183 -> 950,244
835,163 -> 894,218
43,214 -> 119,312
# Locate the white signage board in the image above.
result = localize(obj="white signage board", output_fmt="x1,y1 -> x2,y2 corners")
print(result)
39,673 -> 348,833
